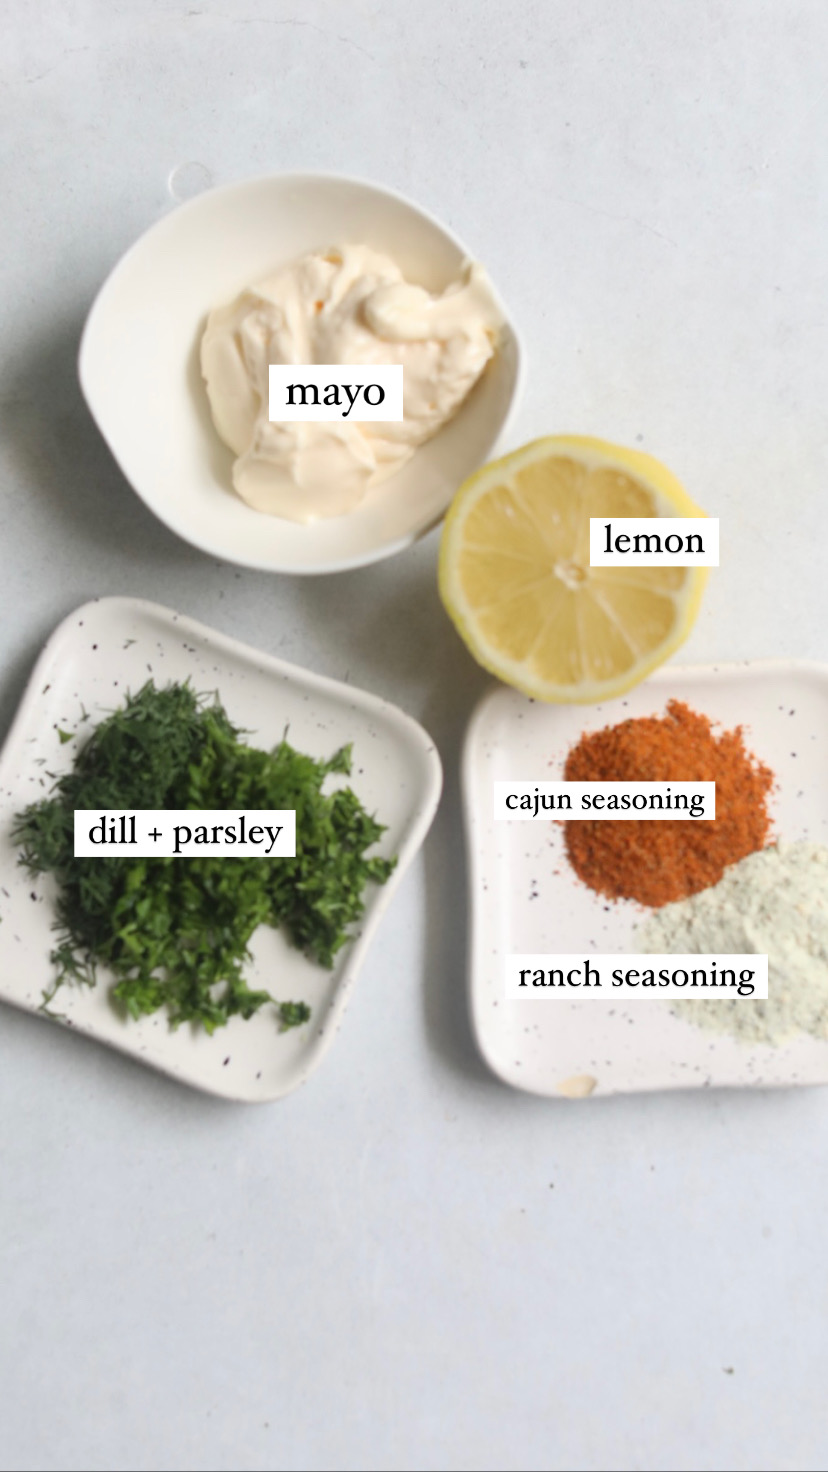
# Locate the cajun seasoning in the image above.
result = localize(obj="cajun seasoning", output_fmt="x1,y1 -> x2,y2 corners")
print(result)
563,700 -> 774,907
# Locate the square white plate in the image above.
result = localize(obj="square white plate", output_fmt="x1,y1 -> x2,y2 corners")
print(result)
0,598 -> 441,1101
463,661 -> 828,1098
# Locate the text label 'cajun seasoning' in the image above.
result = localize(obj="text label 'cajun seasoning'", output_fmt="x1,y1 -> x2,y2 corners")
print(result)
494,782 -> 715,821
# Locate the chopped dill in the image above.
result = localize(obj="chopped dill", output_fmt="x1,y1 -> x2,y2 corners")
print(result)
13,682 -> 394,1034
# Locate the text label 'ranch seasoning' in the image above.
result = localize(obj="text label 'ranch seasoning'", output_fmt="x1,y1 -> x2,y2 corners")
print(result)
562,701 -> 774,908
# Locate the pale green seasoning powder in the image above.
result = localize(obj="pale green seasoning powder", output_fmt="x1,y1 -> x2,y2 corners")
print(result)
635,842 -> 828,1046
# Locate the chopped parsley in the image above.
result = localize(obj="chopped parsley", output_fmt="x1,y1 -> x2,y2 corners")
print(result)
13,682 -> 394,1033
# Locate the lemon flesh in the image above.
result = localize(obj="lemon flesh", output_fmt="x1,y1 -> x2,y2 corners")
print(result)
438,435 -> 709,704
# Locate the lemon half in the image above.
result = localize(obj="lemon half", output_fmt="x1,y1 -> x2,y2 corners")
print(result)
438,435 -> 709,704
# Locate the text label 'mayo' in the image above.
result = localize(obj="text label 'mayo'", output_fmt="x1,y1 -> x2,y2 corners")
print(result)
268,364 -> 403,422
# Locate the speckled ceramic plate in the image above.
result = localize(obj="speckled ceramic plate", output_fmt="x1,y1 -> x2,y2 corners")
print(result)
464,661 -> 828,1098
0,598 -> 442,1101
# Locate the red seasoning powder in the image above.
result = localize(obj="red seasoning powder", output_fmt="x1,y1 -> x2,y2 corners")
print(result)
563,700 -> 774,907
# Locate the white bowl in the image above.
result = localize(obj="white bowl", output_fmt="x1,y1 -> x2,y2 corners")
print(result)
79,173 -> 523,576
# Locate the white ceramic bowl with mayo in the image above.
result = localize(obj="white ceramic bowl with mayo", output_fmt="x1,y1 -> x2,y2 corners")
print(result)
79,173 -> 523,575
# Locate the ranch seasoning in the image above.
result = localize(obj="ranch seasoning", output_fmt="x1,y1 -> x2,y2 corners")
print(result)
635,842 -> 828,1045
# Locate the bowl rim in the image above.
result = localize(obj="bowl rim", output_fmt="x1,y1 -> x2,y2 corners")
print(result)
78,169 -> 525,577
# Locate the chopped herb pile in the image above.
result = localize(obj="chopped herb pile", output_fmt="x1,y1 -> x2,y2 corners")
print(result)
13,682 -> 394,1033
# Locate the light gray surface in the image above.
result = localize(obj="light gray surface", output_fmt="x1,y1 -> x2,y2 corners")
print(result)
1,4 -> 826,1470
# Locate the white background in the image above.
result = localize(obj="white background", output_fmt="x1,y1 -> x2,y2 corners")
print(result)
2,4 -> 827,1470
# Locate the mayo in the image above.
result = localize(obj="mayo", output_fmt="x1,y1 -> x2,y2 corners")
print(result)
201,245 -> 502,521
